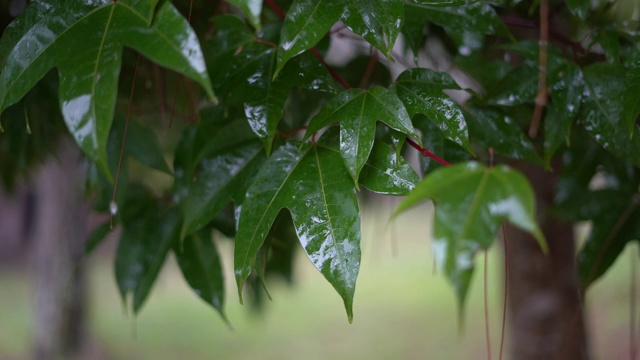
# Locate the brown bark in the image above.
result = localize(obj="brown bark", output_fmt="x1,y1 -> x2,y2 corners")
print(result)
31,138 -> 89,360
506,163 -> 588,360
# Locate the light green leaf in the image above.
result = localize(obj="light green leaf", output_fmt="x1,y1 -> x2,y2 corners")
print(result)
235,142 -> 361,322
394,162 -> 546,311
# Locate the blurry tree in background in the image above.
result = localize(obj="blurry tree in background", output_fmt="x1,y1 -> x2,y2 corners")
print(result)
1,0 -> 639,359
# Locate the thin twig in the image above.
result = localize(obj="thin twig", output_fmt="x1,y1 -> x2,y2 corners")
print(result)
528,0 -> 549,139
406,138 -> 451,166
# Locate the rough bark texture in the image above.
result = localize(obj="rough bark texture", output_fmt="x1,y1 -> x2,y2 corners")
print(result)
32,138 -> 89,360
507,163 -> 588,360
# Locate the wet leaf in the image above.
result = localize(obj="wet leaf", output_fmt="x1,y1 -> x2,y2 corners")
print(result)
465,109 -> 543,165
305,86 -> 420,184
582,63 -> 640,167
623,54 -> 640,134
566,0 -> 589,19
116,116 -> 171,174
180,141 -> 266,238
175,229 -> 227,320
227,0 -> 263,29
414,114 -> 471,174
341,0 -> 404,59
394,162 -> 546,311
235,142 -> 361,322
358,142 -> 420,195
115,206 -> 180,313
394,68 -> 472,153
276,0 -> 343,75
0,0 -> 213,178
405,3 -> 510,37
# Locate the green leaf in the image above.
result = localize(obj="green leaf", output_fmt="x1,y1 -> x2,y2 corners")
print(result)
276,0 -> 343,75
175,229 -> 227,320
405,3 -> 510,37
358,142 -> 420,195
115,116 -> 171,174
414,114 -> 471,174
582,63 -> 640,167
485,63 -> 538,106
115,206 -> 180,313
578,193 -> 640,289
408,0 -> 493,6
181,141 -> 266,238
394,68 -> 472,153
465,109 -> 543,165
85,222 -> 112,255
566,0 -> 589,19
394,162 -> 546,310
0,0 -> 213,178
227,0 -> 263,29
623,53 -> 640,134
341,0 -> 404,59
235,142 -> 361,322
305,86 -> 420,184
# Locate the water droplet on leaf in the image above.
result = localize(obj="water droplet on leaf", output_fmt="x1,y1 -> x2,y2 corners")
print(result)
109,200 -> 118,216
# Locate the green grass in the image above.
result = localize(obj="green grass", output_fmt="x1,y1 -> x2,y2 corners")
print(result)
0,203 -> 636,359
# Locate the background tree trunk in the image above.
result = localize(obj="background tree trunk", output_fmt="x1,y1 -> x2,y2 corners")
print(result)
31,138 -> 89,360
507,163 -> 589,359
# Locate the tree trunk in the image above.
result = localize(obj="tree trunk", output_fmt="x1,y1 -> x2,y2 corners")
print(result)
507,163 -> 589,360
31,138 -> 89,360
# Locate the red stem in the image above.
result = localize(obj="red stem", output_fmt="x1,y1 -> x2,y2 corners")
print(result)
406,138 -> 451,166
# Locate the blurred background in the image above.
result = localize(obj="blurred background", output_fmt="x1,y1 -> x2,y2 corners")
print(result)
0,195 -> 635,359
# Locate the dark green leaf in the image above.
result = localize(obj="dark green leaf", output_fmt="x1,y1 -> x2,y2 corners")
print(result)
0,0 -> 213,178
405,3 -> 510,37
485,63 -> 538,106
394,162 -> 545,310
623,53 -> 640,134
115,206 -> 180,313
175,229 -> 227,320
119,117 -> 171,174
227,0 -> 263,29
566,0 -> 589,19
578,193 -> 640,289
358,142 -> 419,195
85,222 -> 112,254
582,63 -> 640,167
276,0 -> 343,75
414,114 -> 471,174
341,0 -> 404,58
394,68 -> 472,153
235,142 -> 361,322
465,109 -> 543,165
181,141 -> 266,238
305,86 -> 420,184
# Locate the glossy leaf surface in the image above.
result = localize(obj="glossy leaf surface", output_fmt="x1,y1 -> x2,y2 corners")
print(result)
406,3 -> 510,37
175,230 -> 227,320
358,142 -> 420,195
276,0 -> 343,74
235,142 -> 361,322
305,86 -> 420,184
0,0 -> 213,177
623,54 -> 640,133
582,63 -> 640,167
227,0 -> 263,29
394,68 -> 472,153
414,114 -> 471,174
394,162 -> 545,309
341,0 -> 404,59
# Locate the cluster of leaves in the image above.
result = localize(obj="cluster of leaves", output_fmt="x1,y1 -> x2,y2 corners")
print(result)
0,0 -> 639,323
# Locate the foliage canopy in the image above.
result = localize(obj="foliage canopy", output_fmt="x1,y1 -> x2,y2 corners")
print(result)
1,0 -> 639,323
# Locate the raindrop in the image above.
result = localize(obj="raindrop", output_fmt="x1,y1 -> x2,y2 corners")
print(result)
109,200 -> 118,216
459,46 -> 471,56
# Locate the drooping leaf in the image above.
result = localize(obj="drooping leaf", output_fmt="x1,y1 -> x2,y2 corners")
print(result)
112,116 -> 171,174
235,142 -> 361,322
0,0 -> 213,178
227,0 -> 263,29
582,63 -> 640,167
305,86 -> 420,184
175,229 -> 227,320
465,109 -> 543,165
115,205 -> 180,313
180,141 -> 266,238
394,162 -> 546,310
340,0 -> 404,59
577,192 -> 640,289
394,68 -> 472,153
276,0 -> 343,75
